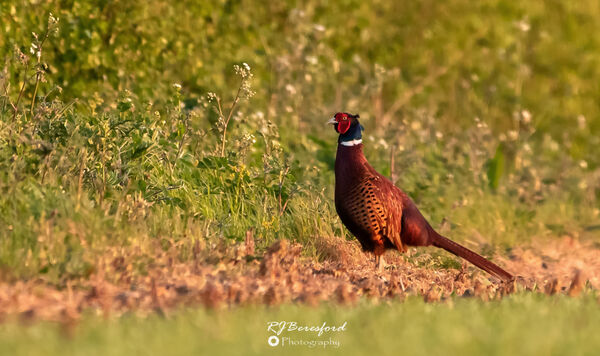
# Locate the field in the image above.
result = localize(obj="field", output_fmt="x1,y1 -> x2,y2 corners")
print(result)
2,295 -> 600,356
1,0 -> 600,354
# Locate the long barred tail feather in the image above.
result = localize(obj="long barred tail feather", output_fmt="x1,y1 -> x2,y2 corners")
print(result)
430,229 -> 513,282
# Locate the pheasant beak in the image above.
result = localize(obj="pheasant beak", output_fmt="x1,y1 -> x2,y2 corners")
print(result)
327,117 -> 337,125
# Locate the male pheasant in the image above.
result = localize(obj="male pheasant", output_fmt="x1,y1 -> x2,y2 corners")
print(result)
328,112 -> 513,282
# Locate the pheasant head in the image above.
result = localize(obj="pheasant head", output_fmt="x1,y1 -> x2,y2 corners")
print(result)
327,112 -> 364,145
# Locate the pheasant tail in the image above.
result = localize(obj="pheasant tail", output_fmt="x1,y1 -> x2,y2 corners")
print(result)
429,227 -> 513,282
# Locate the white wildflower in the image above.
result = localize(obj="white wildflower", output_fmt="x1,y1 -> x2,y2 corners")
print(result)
579,160 -> 588,169
521,110 -> 532,124
577,115 -> 586,129
173,83 -> 182,89
507,130 -> 519,141
285,84 -> 297,95
233,63 -> 254,97
305,56 -> 318,65
48,12 -> 59,26
516,20 -> 530,32
234,63 -> 252,79
410,121 -> 421,131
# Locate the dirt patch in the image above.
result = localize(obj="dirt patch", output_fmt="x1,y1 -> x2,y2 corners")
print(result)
0,235 -> 597,325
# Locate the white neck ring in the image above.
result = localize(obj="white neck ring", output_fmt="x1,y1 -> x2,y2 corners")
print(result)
340,139 -> 362,146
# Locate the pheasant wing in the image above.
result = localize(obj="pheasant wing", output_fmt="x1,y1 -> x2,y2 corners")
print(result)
340,174 -> 404,251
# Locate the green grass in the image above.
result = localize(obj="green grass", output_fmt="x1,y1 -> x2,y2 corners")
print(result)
1,294 -> 599,356
2,1 -> 599,278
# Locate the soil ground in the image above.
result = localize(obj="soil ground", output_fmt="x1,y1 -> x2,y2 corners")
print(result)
0,235 -> 598,325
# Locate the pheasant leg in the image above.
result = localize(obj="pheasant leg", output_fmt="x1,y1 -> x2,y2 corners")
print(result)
375,254 -> 385,272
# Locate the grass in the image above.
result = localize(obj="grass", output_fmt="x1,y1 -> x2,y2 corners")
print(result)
0,1 -> 598,280
1,294 -> 599,356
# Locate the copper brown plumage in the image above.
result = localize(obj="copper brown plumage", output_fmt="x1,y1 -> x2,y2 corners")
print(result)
329,112 -> 514,282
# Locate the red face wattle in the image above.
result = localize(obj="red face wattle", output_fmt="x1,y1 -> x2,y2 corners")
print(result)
333,112 -> 351,134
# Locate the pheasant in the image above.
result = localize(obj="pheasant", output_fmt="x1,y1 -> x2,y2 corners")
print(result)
328,112 -> 513,282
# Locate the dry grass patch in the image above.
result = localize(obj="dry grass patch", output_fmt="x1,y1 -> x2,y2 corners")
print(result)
0,235 -> 597,327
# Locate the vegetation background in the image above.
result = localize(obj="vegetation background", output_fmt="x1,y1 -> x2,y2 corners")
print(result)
0,0 -> 599,354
